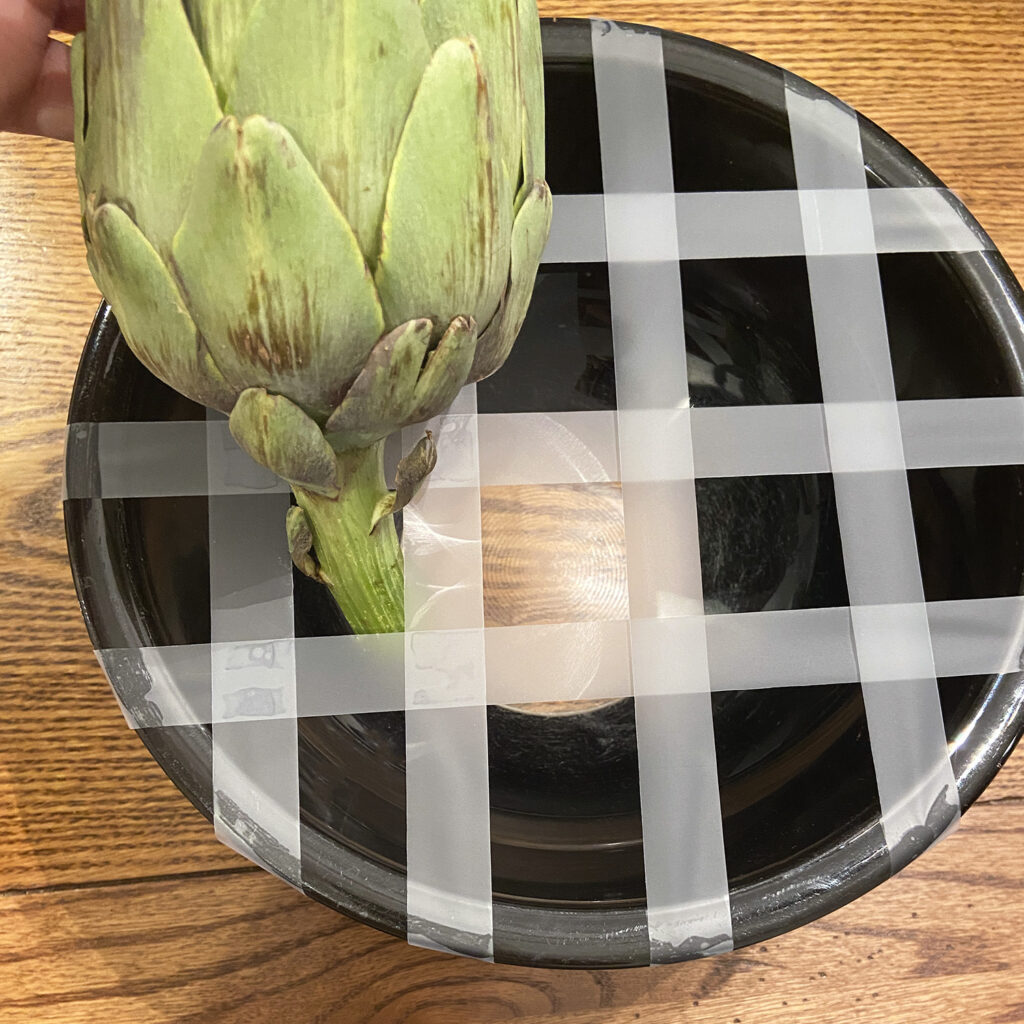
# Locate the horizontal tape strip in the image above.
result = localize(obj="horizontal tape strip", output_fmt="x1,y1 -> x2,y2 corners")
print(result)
543,188 -> 991,264
67,398 -> 1024,500
898,398 -> 1024,468
64,420 -> 287,499
97,595 -> 1024,729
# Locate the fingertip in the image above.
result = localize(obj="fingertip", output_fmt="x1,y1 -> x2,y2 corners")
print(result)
8,38 -> 74,141
34,99 -> 74,142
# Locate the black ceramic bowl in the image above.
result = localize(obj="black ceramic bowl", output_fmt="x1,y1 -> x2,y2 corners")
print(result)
64,20 -> 1024,968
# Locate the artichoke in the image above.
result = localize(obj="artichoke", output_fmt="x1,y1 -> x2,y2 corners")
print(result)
71,0 -> 552,634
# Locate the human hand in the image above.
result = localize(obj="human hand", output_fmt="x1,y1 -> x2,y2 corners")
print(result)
0,1 -> 85,140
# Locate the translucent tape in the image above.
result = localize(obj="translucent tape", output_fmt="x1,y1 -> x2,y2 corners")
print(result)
97,597 -> 1024,729
593,20 -> 732,963
401,387 -> 493,959
786,75 -> 960,864
205,411 -> 301,888
67,397 -> 1024,499
63,419 -> 284,499
544,188 -> 992,264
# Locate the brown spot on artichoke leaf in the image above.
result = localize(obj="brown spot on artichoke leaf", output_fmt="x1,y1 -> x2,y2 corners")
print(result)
278,134 -> 297,169
247,153 -> 269,193
229,269 -> 315,374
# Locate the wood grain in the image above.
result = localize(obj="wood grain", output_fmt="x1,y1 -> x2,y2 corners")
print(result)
1,1 -> 1022,1021
2,800 -> 1022,1023
482,484 -> 629,627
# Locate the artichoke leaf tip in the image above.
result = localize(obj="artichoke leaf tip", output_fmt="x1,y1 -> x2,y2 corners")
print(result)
286,505 -> 331,584
370,430 -> 437,535
229,387 -> 340,497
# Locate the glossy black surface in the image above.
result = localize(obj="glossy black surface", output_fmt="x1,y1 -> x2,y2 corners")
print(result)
64,20 -> 1024,968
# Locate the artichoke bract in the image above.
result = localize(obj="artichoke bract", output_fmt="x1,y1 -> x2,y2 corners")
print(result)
72,0 -> 552,634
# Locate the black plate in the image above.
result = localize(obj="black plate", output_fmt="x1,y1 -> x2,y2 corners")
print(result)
64,20 -> 1024,968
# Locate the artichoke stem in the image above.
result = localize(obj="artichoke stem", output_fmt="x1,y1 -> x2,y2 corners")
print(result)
292,440 -> 404,634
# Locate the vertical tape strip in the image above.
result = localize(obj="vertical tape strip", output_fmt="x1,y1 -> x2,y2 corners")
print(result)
402,387 -> 493,959
206,411 -> 301,887
593,20 -> 733,962
786,78 -> 960,868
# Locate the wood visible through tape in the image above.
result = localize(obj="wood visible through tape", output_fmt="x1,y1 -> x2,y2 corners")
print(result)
481,483 -> 629,715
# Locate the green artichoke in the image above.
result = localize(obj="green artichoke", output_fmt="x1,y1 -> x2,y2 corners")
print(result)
72,0 -> 552,634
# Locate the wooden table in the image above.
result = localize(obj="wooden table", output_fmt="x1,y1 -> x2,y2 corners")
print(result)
2,2 -> 1022,1020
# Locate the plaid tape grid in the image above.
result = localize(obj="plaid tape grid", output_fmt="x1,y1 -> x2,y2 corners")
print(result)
65,20 -> 1024,965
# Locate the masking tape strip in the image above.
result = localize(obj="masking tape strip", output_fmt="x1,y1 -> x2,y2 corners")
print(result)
69,397 -> 1024,500
205,411 -> 301,887
97,595 -> 1024,730
786,77 -> 961,863
593,19 -> 733,963
401,387 -> 494,960
543,188 -> 991,264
